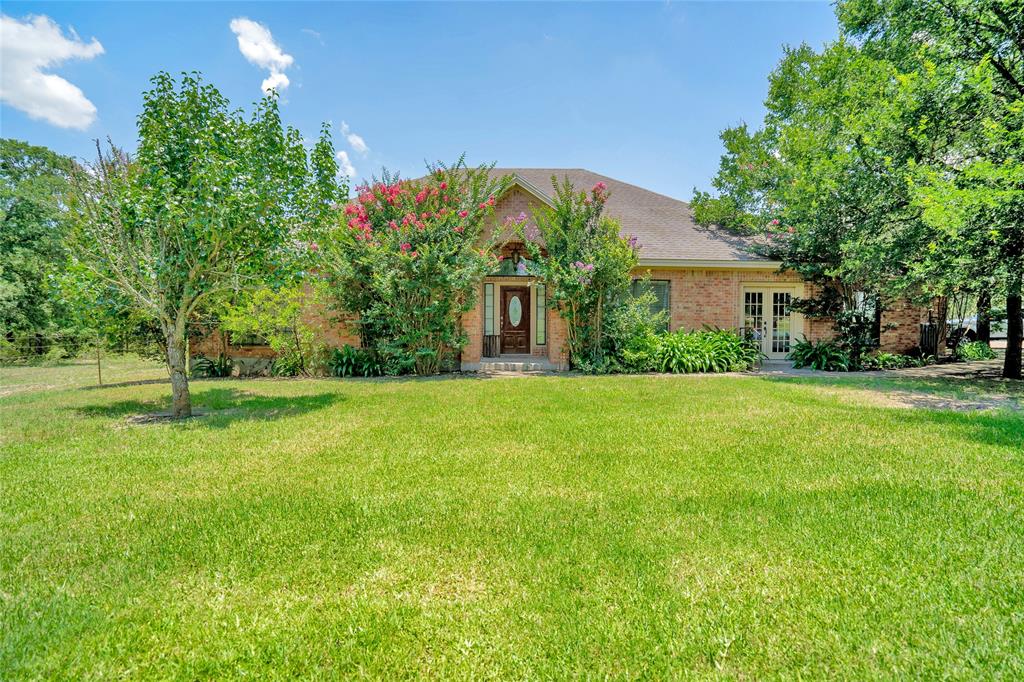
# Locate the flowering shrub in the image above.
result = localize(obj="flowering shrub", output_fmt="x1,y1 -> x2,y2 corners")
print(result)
520,178 -> 640,369
325,159 -> 512,375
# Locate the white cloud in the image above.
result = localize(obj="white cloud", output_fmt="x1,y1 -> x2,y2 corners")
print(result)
301,28 -> 324,45
261,71 -> 290,95
229,17 -> 293,95
340,121 -> 369,156
0,14 -> 104,129
336,150 -> 356,178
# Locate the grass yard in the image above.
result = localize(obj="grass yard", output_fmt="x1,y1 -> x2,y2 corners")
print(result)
1,362 -> 1023,678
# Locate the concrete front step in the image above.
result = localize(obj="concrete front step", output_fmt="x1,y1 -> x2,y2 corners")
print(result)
479,361 -> 556,372
464,355 -> 561,373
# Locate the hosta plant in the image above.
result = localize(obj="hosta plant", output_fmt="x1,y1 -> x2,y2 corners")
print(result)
788,338 -> 852,371
655,328 -> 763,373
190,354 -> 233,378
955,340 -> 996,361
328,345 -> 384,378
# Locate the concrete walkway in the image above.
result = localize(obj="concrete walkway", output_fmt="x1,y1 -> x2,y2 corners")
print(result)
756,352 -> 1022,412
756,355 -> 1009,381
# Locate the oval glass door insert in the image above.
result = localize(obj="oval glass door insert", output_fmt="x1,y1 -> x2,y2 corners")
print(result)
508,295 -> 522,327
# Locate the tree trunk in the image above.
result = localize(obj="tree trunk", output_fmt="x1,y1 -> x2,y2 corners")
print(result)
1003,274 -> 1022,380
977,288 -> 992,344
164,322 -> 193,418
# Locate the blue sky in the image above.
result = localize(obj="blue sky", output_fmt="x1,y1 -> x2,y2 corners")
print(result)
1,2 -> 838,200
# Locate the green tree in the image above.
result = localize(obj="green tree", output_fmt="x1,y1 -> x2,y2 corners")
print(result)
694,1 -> 1024,377
521,179 -> 640,369
837,0 -> 1024,376
221,283 -> 330,377
0,139 -> 77,354
67,72 -> 342,417
692,42 -> 932,362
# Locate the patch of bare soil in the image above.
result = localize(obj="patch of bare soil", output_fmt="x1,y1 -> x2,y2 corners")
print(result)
882,392 -> 1020,412
123,410 -> 208,425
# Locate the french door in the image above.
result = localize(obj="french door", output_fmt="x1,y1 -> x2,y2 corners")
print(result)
742,287 -> 800,360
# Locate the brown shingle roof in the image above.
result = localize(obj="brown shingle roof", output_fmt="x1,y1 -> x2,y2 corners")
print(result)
492,168 -> 768,263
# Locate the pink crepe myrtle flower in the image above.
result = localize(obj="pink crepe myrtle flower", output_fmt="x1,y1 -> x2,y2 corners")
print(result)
400,242 -> 411,253
770,218 -> 780,226
459,210 -> 469,218
308,242 -> 319,252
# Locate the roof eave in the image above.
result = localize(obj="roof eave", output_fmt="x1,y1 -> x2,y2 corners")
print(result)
637,258 -> 783,270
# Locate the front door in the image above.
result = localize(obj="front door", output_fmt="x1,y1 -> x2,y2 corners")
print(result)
501,287 -> 530,354
742,288 -> 798,360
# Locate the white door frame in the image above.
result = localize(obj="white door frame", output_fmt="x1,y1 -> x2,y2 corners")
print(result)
738,284 -> 804,360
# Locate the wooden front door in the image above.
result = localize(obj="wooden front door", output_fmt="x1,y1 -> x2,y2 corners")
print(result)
500,287 -> 530,354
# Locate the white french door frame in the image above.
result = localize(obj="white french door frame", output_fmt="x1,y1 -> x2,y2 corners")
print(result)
738,284 -> 804,360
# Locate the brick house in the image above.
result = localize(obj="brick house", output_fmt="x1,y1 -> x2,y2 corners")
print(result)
457,169 -> 934,370
196,168 -> 936,372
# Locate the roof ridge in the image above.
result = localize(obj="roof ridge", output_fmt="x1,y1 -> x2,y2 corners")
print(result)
498,168 -> 691,207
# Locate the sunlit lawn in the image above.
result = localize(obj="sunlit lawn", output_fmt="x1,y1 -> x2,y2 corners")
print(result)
1,360 -> 1022,678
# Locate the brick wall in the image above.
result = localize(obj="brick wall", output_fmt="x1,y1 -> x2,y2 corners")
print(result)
637,266 -> 810,335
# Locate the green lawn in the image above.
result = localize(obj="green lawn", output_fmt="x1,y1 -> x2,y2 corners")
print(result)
2,363 -> 1022,678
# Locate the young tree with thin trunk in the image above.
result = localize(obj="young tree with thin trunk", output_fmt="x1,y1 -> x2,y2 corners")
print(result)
67,72 -> 342,417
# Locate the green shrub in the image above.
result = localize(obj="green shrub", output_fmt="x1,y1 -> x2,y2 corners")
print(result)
270,353 -> 303,377
191,354 -> 233,378
862,351 -> 914,370
654,328 -> 762,374
327,345 -> 384,378
41,346 -> 68,366
955,340 -> 996,361
617,331 -> 661,373
788,339 -> 852,371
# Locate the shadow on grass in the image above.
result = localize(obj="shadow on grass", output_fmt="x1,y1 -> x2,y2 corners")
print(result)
763,372 -> 1024,403
759,375 -> 1024,451
75,387 -> 343,427
79,378 -> 170,391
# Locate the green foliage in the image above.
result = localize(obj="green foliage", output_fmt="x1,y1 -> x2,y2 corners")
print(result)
269,353 -> 304,377
190,354 -> 233,378
323,158 -> 511,375
654,328 -> 763,374
521,178 -> 640,369
0,139 -> 78,347
789,338 -> 853,371
956,340 -> 997,362
222,284 -> 329,377
65,72 -> 343,416
695,1 -> 1024,377
327,345 -> 384,378
601,280 -> 667,373
861,351 -> 933,370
